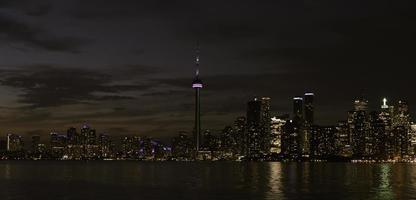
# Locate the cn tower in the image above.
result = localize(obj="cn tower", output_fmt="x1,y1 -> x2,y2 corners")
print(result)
192,48 -> 203,152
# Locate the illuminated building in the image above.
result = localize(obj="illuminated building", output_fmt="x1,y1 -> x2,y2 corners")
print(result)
394,100 -> 410,127
354,96 -> 369,111
121,136 -> 141,159
192,48 -> 203,152
270,115 -> 288,154
140,137 -> 154,159
81,124 -> 97,145
377,98 -> 394,159
31,135 -> 40,153
393,126 -> 410,159
233,116 -> 246,155
369,111 -> 389,160
281,120 -> 299,159
67,127 -> 78,145
50,132 -> 67,159
335,121 -> 352,157
246,97 -> 271,158
304,93 -> 314,125
99,134 -> 112,158
293,96 -> 303,120
7,133 -> 24,152
310,126 -> 336,158
220,126 -> 237,156
292,96 -> 309,158
171,133 -> 193,160
349,97 -> 371,158
410,124 -> 416,155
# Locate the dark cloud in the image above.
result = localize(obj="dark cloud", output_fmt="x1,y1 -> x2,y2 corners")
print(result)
0,65 -> 152,108
0,13 -> 89,52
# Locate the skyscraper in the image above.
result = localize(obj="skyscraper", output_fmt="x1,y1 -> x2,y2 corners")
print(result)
246,97 -> 272,158
233,116 -> 246,155
292,96 -> 309,158
349,96 -> 371,158
270,115 -> 289,154
304,93 -> 314,125
293,96 -> 303,120
353,96 -> 369,111
7,133 -> 24,152
192,48 -> 203,152
31,135 -> 40,153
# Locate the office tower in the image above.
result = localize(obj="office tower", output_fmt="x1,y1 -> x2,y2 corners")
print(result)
171,133 -> 193,160
232,116 -> 246,155
7,134 -> 24,152
310,126 -> 336,159
192,48 -> 203,152
0,138 -> 7,152
292,96 -> 309,157
220,126 -> 236,155
80,124 -> 97,145
246,97 -> 271,158
31,135 -> 40,153
81,124 -> 90,145
335,121 -> 352,157
354,96 -> 369,111
281,120 -> 299,159
50,132 -> 67,159
377,98 -> 395,159
87,129 -> 97,145
304,93 -> 314,125
398,100 -> 409,115
304,92 -> 315,158
369,111 -> 388,160
261,97 -> 272,154
270,115 -> 289,154
393,100 -> 411,128
393,126 -> 409,159
410,124 -> 416,156
140,137 -> 154,159
349,96 -> 371,158
99,134 -> 111,158
67,127 -> 78,145
394,100 -> 412,157
201,129 -> 219,152
121,136 -> 141,159
50,133 -> 67,148
293,96 -> 303,120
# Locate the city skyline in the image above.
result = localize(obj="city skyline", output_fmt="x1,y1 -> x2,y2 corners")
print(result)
0,1 -> 414,141
0,93 -> 411,146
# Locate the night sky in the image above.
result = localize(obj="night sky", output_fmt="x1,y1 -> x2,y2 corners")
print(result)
0,0 -> 414,141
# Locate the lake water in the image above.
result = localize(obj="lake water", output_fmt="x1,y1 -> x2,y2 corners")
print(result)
0,161 -> 415,200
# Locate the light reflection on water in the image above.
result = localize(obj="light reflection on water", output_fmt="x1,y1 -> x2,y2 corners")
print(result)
0,161 -> 415,200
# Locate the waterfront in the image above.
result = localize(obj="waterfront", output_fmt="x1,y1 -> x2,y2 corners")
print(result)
0,162 -> 416,200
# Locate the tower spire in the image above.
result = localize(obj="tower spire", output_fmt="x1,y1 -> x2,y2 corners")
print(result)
195,42 -> 200,76
192,42 -> 203,153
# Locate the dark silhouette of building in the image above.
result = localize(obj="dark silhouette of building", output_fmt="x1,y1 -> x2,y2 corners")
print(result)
31,135 -> 40,153
304,93 -> 314,125
172,133 -> 194,160
233,116 -> 246,155
293,96 -> 303,120
281,120 -> 299,159
246,97 -> 271,158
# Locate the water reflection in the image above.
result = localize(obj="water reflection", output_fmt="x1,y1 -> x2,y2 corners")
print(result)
266,162 -> 283,199
372,164 -> 393,200
0,162 -> 416,200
